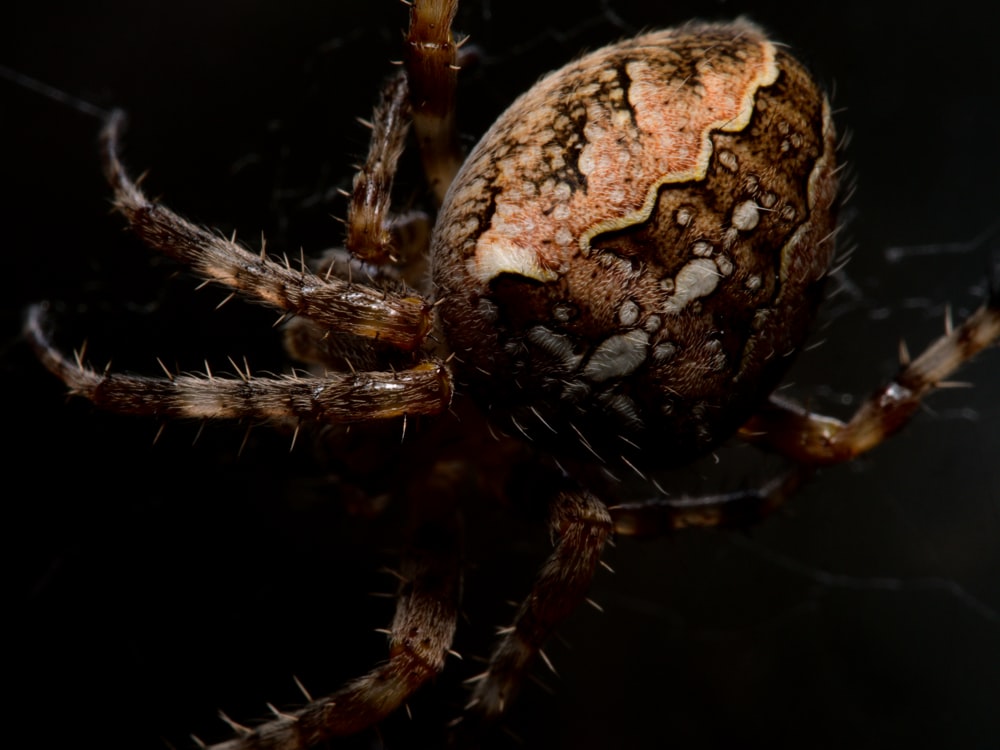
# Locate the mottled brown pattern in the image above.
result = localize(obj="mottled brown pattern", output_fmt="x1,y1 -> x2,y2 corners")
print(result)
433,20 -> 779,286
434,23 -> 838,467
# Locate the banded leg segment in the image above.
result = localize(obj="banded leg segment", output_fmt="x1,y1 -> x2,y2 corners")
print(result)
346,72 -> 430,275
209,492 -> 462,750
610,470 -> 809,537
405,0 -> 462,203
612,290 -> 1000,536
345,0 -> 465,276
101,111 -> 432,351
740,295 -> 1000,465
465,485 -> 612,721
25,304 -> 451,423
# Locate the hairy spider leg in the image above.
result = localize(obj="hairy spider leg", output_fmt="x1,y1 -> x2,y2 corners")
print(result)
405,0 -> 462,203
343,0 -> 464,286
741,289 -> 1000,464
345,72 -> 431,278
609,470 -> 809,537
609,287 -> 1000,536
24,304 -> 448,423
208,474 -> 462,750
25,106 -> 456,425
460,483 -> 613,725
99,111 -> 436,353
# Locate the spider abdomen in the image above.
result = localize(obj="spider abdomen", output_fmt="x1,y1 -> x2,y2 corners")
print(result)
432,20 -> 838,469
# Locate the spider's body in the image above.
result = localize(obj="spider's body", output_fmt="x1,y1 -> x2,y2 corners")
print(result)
25,1 -> 1000,748
434,22 -> 838,469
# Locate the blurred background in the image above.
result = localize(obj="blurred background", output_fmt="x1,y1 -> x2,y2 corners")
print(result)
4,1 -> 999,748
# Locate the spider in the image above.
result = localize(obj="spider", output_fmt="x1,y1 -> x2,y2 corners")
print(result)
23,1 -> 1000,748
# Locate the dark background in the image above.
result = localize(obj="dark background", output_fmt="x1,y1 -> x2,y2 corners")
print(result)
4,2 -> 999,749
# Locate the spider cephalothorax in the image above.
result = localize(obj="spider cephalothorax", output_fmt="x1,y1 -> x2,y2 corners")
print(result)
25,1 -> 1000,748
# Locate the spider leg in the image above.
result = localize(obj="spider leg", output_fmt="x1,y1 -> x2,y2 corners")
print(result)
609,469 -> 809,537
208,484 -> 462,750
282,248 -> 418,372
344,0 -> 469,281
405,0 -> 462,203
25,304 -> 450,422
739,292 -> 1000,465
283,315 -> 392,373
100,111 -> 432,350
463,484 -> 612,723
612,285 -> 1000,536
346,71 -> 432,285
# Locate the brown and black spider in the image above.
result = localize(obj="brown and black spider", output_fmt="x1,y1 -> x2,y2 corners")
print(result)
11,1 -> 1000,748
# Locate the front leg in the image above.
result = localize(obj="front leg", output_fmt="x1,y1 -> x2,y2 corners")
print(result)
25,304 -> 451,424
100,111 -> 434,350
